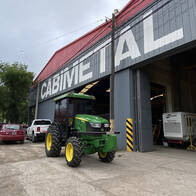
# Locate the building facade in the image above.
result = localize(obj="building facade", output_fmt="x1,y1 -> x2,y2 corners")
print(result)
29,0 -> 196,151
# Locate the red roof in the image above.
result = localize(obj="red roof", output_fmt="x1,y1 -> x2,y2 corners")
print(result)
35,0 -> 153,82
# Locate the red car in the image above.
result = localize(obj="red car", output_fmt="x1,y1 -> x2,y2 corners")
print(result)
0,124 -> 24,143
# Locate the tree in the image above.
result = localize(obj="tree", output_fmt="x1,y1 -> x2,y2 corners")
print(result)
0,86 -> 8,122
0,62 -> 34,123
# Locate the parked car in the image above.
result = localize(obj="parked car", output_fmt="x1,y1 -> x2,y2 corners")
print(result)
0,124 -> 25,143
27,119 -> 52,142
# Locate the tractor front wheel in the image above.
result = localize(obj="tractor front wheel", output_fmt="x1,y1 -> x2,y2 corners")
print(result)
45,122 -> 62,157
98,152 -> 115,163
65,137 -> 82,167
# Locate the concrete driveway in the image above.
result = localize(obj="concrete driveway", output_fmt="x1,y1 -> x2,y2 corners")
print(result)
0,141 -> 196,196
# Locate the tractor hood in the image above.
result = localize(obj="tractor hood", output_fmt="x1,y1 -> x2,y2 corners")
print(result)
75,114 -> 108,124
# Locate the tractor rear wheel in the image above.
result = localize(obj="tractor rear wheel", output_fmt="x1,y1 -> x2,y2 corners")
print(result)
98,152 -> 115,163
45,122 -> 62,157
65,137 -> 82,167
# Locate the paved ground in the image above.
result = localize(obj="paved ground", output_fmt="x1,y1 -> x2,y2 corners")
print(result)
0,141 -> 196,196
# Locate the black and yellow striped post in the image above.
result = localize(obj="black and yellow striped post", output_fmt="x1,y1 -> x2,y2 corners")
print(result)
126,118 -> 134,152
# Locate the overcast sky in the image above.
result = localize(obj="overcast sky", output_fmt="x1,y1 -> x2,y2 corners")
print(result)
0,0 -> 130,78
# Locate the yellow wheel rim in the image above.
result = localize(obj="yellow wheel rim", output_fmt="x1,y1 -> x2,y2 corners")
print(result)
46,133 -> 52,151
66,143 -> 74,162
99,152 -> 107,158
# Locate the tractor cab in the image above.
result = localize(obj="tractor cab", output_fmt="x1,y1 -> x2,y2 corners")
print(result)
54,93 -> 95,126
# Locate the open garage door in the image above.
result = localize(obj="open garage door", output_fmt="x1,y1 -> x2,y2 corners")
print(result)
142,47 -> 196,151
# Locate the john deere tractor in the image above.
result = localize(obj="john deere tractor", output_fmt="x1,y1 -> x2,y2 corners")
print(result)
45,93 -> 118,167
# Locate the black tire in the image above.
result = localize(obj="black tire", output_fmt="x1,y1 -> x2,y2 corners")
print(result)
98,152 -> 115,163
20,140 -> 24,144
32,133 -> 37,143
65,137 -> 82,167
45,122 -> 62,157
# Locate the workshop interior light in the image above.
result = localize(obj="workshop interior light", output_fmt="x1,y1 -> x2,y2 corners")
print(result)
150,94 -> 164,101
79,81 -> 99,94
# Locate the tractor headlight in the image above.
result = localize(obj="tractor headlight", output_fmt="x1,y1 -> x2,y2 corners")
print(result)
90,123 -> 101,128
104,124 -> 110,128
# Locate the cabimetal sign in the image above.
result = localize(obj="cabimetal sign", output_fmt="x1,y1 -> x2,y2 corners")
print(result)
38,0 -> 195,103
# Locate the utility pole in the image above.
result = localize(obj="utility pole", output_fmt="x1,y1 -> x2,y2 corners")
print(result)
110,12 -> 116,133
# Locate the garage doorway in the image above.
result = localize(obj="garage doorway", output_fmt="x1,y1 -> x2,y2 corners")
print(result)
140,46 -> 196,151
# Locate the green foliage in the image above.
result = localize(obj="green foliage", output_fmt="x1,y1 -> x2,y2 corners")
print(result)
0,62 -> 34,123
0,86 -> 8,122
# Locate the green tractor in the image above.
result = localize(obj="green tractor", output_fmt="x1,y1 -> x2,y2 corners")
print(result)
45,92 -> 118,167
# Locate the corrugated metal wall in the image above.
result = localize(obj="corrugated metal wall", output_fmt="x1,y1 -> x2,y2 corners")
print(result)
37,99 -> 55,121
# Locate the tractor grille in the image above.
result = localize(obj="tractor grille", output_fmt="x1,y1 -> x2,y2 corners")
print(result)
86,123 -> 109,136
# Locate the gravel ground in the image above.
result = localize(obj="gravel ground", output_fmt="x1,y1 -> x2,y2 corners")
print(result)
0,140 -> 196,196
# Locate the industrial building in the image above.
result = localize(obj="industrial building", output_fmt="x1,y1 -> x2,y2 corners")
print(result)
29,0 -> 196,151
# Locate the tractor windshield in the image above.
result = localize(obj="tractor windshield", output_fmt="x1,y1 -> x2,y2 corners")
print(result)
70,99 -> 94,115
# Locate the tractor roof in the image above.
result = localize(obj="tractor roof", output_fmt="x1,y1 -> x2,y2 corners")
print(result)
54,93 -> 95,102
